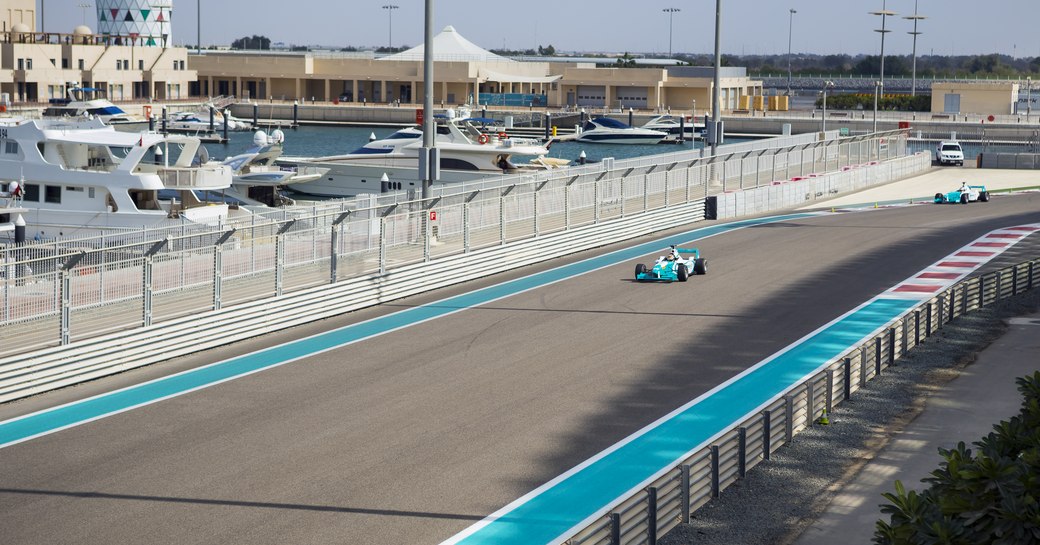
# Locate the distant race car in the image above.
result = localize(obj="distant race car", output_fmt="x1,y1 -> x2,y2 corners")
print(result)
934,184 -> 989,204
634,246 -> 707,282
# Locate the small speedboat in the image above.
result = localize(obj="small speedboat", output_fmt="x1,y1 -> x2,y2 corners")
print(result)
576,117 -> 667,145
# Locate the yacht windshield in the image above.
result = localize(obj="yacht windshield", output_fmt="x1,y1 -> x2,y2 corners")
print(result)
592,117 -> 631,129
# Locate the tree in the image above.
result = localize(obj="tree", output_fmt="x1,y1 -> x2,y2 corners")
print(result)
615,52 -> 636,67
231,35 -> 271,50
874,371 -> 1040,545
538,44 -> 556,56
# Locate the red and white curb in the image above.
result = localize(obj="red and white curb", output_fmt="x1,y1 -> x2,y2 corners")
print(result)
883,224 -> 1040,300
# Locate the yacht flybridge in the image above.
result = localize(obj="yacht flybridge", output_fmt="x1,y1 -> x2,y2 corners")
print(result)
0,117 -> 234,237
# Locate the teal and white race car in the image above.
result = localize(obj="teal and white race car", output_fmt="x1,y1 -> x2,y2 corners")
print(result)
634,246 -> 707,282
934,184 -> 989,204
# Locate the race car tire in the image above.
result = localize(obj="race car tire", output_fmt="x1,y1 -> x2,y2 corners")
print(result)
635,263 -> 647,279
676,264 -> 689,282
960,193 -> 969,204
980,191 -> 989,202
934,192 -> 945,204
693,258 -> 707,275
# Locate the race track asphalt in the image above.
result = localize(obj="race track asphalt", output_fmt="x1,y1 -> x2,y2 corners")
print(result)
1,194 -> 1039,545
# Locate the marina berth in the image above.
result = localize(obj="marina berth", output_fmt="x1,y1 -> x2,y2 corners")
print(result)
221,130 -> 328,206
41,85 -> 146,130
0,116 -> 235,238
278,107 -> 564,198
641,114 -> 705,142
577,117 -> 668,145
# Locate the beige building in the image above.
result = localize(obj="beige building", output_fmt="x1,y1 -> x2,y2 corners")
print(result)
190,26 -> 762,113
931,81 -> 1019,115
0,0 -> 196,103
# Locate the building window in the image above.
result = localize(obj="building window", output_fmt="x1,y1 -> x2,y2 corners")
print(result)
61,58 -> 69,69
180,60 -> 186,70
44,185 -> 61,204
116,60 -> 122,70
139,59 -> 144,70
26,58 -> 31,70
78,59 -> 84,70
50,58 -> 56,67
16,59 -> 23,70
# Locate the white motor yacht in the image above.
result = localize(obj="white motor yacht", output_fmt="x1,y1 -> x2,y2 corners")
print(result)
42,85 -> 145,130
278,108 -> 563,198
166,106 -> 250,133
0,117 -> 235,238
576,117 -> 667,145
220,130 -> 328,206
641,115 -> 704,142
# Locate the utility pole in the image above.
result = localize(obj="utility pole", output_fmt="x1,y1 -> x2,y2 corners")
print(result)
904,0 -> 926,97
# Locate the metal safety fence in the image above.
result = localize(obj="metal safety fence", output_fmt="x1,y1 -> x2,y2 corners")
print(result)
563,258 -> 1040,545
0,131 -> 909,359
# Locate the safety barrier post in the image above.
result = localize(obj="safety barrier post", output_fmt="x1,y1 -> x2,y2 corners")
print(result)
329,213 -> 349,283
681,464 -> 691,522
826,369 -> 834,412
875,336 -> 883,376
620,178 -> 626,218
938,294 -> 945,329
275,235 -> 285,297
533,186 -> 540,236
961,283 -> 968,315
889,327 -> 897,364
378,217 -> 387,275
648,486 -> 659,544
710,446 -> 720,498
500,196 -> 507,245
463,203 -> 471,253
914,310 -> 921,346
594,180 -> 601,224
564,184 -> 571,230
423,211 -> 431,262
1012,266 -> 1019,296
610,513 -> 621,545
1029,261 -> 1035,291
843,358 -> 852,400
737,427 -> 747,478
664,171 -> 670,208
762,410 -> 772,461
142,256 -> 153,327
859,347 -> 868,388
214,244 -> 223,310
643,174 -> 649,212
926,303 -> 933,337
806,381 -> 815,427
995,271 -> 1002,302
784,395 -> 794,443
978,276 -> 986,309
901,319 -> 909,354
60,268 -> 72,344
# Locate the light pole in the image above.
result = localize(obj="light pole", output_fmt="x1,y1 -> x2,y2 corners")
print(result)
873,80 -> 881,133
821,80 -> 834,132
787,8 -> 796,96
77,3 -> 92,25
663,8 -> 680,57
383,5 -> 399,50
709,0 -> 722,160
197,0 -> 202,54
870,1 -> 896,115
904,1 -> 926,97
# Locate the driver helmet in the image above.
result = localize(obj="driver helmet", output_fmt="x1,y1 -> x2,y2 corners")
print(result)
666,254 -> 675,261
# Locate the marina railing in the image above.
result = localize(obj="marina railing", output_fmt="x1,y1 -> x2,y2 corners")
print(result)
564,256 -> 1040,545
0,131 -> 909,360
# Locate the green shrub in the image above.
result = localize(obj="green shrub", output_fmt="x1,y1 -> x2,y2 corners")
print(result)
816,93 -> 930,112
874,371 -> 1040,544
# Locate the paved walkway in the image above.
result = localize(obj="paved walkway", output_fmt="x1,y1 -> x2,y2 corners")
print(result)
801,167 -> 1040,210
792,310 -> 1040,544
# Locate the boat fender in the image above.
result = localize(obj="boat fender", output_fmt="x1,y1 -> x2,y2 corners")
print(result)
478,134 -> 490,145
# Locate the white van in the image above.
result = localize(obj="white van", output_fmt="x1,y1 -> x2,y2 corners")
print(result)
936,141 -> 964,166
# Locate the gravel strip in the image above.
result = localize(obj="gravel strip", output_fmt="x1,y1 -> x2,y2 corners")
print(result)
660,289 -> 1040,545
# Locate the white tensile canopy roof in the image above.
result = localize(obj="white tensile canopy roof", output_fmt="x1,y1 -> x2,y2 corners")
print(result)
379,25 -> 514,63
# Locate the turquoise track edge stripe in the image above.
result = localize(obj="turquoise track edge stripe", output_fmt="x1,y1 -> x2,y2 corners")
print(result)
0,212 -> 818,449
443,297 -> 917,545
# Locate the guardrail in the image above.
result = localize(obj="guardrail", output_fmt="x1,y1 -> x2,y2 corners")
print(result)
0,132 -> 909,357
564,257 -> 1040,545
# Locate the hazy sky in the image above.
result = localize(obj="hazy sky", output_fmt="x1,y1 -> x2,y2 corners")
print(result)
42,0 -> 1040,57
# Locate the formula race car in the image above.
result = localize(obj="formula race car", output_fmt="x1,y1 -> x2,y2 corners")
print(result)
634,246 -> 707,282
934,184 -> 989,204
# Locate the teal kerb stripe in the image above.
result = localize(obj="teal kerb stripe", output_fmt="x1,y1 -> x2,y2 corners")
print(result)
449,297 -> 917,545
0,212 -> 818,449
